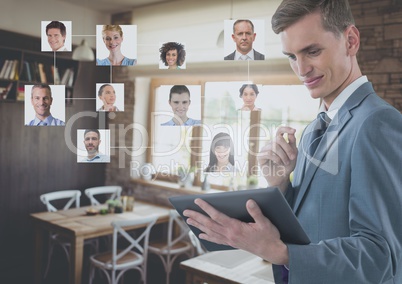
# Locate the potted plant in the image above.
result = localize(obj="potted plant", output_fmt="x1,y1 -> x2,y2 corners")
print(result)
106,199 -> 123,213
247,175 -> 259,189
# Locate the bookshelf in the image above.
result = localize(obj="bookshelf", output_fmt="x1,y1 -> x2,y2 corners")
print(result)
0,29 -> 78,104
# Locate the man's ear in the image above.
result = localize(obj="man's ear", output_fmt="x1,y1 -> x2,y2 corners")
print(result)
345,25 -> 360,56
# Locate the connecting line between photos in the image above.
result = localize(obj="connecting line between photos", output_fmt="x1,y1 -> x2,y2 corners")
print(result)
247,59 -> 250,82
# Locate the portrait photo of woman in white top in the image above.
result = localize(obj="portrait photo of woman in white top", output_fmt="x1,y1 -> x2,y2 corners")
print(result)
238,83 -> 261,111
96,83 -> 124,112
204,132 -> 235,172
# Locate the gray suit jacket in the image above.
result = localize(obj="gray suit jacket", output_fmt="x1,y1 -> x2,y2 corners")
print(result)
273,82 -> 402,283
224,49 -> 265,60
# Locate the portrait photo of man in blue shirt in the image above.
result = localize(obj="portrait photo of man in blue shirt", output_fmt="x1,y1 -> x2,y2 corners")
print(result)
79,129 -> 110,163
25,84 -> 65,126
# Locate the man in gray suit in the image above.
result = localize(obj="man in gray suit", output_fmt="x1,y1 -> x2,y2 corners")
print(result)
224,19 -> 265,60
184,0 -> 402,283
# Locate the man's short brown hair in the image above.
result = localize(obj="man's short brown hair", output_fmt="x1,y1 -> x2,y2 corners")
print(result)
271,0 -> 355,36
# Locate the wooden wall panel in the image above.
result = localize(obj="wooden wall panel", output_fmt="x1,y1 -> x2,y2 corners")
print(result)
0,38 -> 109,283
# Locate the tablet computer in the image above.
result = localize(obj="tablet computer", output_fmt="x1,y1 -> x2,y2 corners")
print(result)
169,187 -> 310,251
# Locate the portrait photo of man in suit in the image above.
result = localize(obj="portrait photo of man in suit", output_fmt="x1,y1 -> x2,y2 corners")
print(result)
224,19 -> 265,60
184,0 -> 402,283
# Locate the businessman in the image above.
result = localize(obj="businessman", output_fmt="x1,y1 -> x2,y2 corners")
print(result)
80,129 -> 110,163
27,84 -> 65,126
224,19 -> 265,60
184,0 -> 402,283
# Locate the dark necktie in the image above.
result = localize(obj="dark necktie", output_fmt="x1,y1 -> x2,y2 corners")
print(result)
306,112 -> 331,157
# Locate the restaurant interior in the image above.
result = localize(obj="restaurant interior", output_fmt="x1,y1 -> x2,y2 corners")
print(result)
0,0 -> 401,283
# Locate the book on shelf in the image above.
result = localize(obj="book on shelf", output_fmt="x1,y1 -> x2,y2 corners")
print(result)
38,63 -> 47,83
9,60 -> 19,80
0,59 -> 10,79
20,61 -> 32,81
0,86 -> 7,100
0,60 -> 14,80
16,86 -> 25,101
52,66 -> 60,85
32,62 -> 41,83
60,68 -> 75,87
0,60 -> 20,80
0,82 -> 14,100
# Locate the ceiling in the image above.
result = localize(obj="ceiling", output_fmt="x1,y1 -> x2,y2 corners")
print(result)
58,0 -> 179,13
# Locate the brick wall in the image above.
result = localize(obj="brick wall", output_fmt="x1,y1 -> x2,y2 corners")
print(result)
350,0 -> 402,111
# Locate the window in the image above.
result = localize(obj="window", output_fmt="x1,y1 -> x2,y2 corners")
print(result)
146,77 -> 318,189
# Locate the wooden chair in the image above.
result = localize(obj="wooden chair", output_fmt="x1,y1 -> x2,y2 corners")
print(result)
188,230 -> 207,256
148,210 -> 194,284
39,190 -> 98,279
84,185 -> 122,205
88,216 -> 157,284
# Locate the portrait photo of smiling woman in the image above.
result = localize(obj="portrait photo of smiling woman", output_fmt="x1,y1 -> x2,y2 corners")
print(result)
96,24 -> 137,66
204,132 -> 235,172
159,42 -> 186,69
238,83 -> 261,111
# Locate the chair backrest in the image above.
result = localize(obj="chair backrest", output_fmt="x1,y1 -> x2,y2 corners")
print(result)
166,210 -> 191,251
84,186 -> 122,206
188,230 -> 207,255
111,216 -> 158,268
40,190 -> 81,212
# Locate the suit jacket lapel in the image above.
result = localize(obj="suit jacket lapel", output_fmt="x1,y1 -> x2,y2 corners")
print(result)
293,82 -> 375,213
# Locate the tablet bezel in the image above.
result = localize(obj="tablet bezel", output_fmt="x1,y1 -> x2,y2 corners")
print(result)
169,187 -> 310,251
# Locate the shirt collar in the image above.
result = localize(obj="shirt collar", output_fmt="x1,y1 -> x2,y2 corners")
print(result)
33,115 -> 54,126
319,76 -> 368,119
86,153 -> 101,161
235,50 -> 254,60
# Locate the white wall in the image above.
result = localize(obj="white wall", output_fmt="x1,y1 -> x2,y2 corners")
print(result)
133,0 -> 284,65
0,0 -> 107,48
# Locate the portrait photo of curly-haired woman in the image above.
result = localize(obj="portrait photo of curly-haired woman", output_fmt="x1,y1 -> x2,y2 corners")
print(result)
159,42 -> 186,69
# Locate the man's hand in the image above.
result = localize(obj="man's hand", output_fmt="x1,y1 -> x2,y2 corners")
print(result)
258,126 -> 297,192
183,198 -> 289,265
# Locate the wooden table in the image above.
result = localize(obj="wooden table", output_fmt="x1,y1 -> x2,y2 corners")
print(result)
31,201 -> 170,284
180,250 -> 275,284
